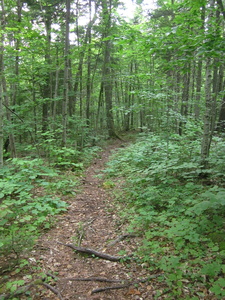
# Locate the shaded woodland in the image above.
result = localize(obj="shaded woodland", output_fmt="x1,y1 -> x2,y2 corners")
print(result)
1,0 -> 225,298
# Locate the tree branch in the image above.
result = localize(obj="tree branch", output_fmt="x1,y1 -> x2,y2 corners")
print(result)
91,274 -> 164,294
58,242 -> 129,261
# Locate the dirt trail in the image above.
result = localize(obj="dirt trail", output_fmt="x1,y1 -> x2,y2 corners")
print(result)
31,140 -> 157,300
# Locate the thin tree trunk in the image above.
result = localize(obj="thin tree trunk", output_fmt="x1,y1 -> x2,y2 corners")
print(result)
201,56 -> 213,166
0,0 -> 3,166
201,0 -> 220,166
101,0 -> 117,138
0,0 -> 16,158
62,0 -> 70,146
73,13 -> 97,118
179,64 -> 190,135
96,82 -> 104,130
0,45 -> 3,167
53,44 -> 59,122
41,16 -> 52,133
86,0 -> 92,126
195,6 -> 205,119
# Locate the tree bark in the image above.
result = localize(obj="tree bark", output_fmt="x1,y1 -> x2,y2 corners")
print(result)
179,64 -> 190,135
0,69 -> 3,168
201,0 -> 216,167
101,0 -> 117,138
86,0 -> 92,126
201,57 -> 213,166
0,0 -> 16,158
62,0 -> 70,146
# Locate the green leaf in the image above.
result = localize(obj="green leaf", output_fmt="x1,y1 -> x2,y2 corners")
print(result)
201,262 -> 221,277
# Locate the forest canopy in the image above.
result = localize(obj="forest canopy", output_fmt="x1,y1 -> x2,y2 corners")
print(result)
0,0 -> 224,164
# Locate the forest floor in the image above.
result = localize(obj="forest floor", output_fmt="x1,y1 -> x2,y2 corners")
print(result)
26,139 -> 164,300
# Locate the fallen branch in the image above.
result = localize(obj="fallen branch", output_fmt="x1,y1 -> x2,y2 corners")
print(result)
42,282 -> 64,300
63,277 -> 122,283
108,233 -> 137,247
92,283 -> 130,294
58,242 -> 128,262
0,279 -> 63,300
91,274 -> 164,294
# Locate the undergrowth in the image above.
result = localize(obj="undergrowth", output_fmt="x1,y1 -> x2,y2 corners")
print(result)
0,144 -> 102,297
104,132 -> 225,299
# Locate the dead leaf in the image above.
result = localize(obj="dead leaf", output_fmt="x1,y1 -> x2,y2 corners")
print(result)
126,288 -> 141,295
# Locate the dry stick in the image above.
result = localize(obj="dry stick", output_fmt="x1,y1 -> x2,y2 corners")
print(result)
58,242 -> 128,262
41,282 -> 64,300
46,273 -> 122,283
63,277 -> 122,283
92,284 -> 130,294
108,233 -> 137,247
91,274 -> 164,294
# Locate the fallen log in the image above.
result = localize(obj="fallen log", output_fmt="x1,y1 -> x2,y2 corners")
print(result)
58,242 -> 129,262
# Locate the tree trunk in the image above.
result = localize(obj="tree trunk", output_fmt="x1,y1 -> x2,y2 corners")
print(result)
178,64 -> 190,135
86,0 -> 92,126
42,16 -> 52,133
195,5 -> 205,119
101,0 -> 117,138
201,0 -> 221,167
0,55 -> 3,167
0,0 -> 16,158
62,0 -> 70,146
201,56 -> 213,167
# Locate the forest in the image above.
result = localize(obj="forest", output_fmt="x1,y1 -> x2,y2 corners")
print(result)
1,0 -> 225,298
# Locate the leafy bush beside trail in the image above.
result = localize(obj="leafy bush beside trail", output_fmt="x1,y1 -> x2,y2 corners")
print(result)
104,133 -> 225,299
0,144 -> 102,260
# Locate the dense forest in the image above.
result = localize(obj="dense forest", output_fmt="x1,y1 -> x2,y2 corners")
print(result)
1,0 -> 225,298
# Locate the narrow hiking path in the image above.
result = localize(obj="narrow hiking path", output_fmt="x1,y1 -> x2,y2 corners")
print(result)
29,140 -> 161,300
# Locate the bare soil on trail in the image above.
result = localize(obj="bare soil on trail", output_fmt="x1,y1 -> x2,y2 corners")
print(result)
29,140 -> 162,300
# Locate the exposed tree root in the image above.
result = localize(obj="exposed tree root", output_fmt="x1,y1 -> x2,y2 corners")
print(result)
42,282 -> 64,300
58,242 -> 130,261
91,274 -> 164,294
0,271 -> 163,299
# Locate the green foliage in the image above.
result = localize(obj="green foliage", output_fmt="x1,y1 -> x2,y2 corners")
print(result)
25,129 -> 102,170
0,158 -> 68,258
105,132 -> 225,298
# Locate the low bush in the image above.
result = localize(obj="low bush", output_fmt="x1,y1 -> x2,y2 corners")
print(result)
0,158 -> 69,258
104,133 -> 225,299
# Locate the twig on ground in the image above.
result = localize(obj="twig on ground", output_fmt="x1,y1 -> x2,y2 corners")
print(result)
42,282 -> 64,300
63,277 -> 122,283
91,274 -> 164,294
0,279 -> 63,300
92,284 -> 130,294
58,242 -> 129,261
108,233 -> 137,247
